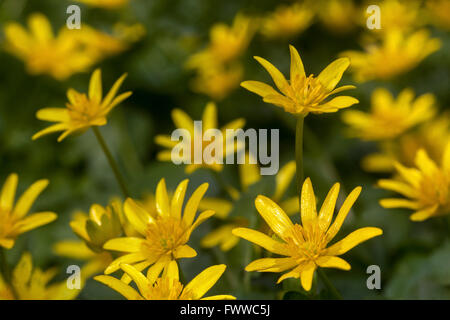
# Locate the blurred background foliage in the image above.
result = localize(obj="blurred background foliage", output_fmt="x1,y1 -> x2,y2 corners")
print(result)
0,0 -> 449,299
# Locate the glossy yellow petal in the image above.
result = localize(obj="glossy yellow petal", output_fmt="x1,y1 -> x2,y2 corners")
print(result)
89,68 -> 102,104
254,56 -> 291,96
317,183 -> 340,232
36,108 -> 70,122
154,135 -> 177,148
12,252 -> 32,288
173,244 -> 197,259
123,198 -> 152,235
317,57 -> 350,91
28,13 -> 53,43
170,179 -> 188,219
120,264 -> 150,298
378,179 -> 416,198
232,228 -> 289,256
184,264 -> 226,299
165,260 -> 179,283
255,195 -> 294,240
102,73 -> 128,109
272,161 -> 295,202
171,109 -> 194,134
325,227 -> 383,256
1,173 -> 18,212
94,275 -> 143,300
379,198 -> 421,209
14,211 -> 57,234
326,186 -> 361,242
300,178 -> 317,230
240,81 -> 279,98
53,241 -> 94,260
182,183 -> 209,226
105,252 -> 149,274
246,257 -> 297,272
32,123 -> 68,140
319,96 -> 359,111
289,45 -> 305,81
300,261 -> 316,291
410,205 -> 439,221
13,179 -> 49,219
155,179 -> 170,217
316,256 -> 351,270
103,237 -> 144,252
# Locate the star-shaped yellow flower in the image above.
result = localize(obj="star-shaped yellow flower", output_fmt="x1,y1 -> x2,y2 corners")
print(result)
95,261 -> 235,300
379,143 -> 450,221
241,45 -> 358,115
0,173 -> 57,249
233,178 -> 382,291
32,68 -> 132,142
102,178 -> 215,277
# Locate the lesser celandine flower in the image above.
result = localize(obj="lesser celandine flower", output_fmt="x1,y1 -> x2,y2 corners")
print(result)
0,252 -> 81,300
341,30 -> 441,82
342,88 -> 436,141
75,0 -> 129,9
241,45 -> 358,116
155,102 -> 245,174
378,143 -> 450,222
0,174 -> 57,249
95,261 -> 235,300
103,178 -> 215,277
32,68 -> 131,142
233,178 -> 382,291
260,3 -> 314,39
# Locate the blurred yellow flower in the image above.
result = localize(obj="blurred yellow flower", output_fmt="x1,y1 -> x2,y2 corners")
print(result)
95,261 -> 235,300
155,102 -> 245,174
316,0 -> 358,34
426,0 -> 450,30
241,45 -> 358,115
53,240 -> 112,279
0,252 -> 81,300
113,22 -> 147,43
379,143 -> 450,221
342,30 -> 441,82
75,0 -> 129,9
103,178 -> 214,276
69,200 -> 123,252
260,3 -> 314,39
33,68 -> 132,141
233,178 -> 382,291
362,115 -> 450,173
342,88 -> 436,141
0,173 -> 57,249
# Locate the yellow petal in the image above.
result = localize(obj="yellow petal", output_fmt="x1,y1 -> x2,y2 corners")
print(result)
173,244 -> 197,259
300,261 -> 316,291
28,13 -> 53,43
102,73 -> 128,109
165,260 -> 179,283
103,91 -> 132,114
325,227 -> 383,256
94,275 -> 143,300
289,45 -> 305,82
32,123 -> 68,140
202,295 -> 236,300
378,179 -> 416,198
410,205 -> 439,222
326,186 -> 361,242
245,257 -> 297,272
120,264 -> 150,298
240,81 -> 280,98
232,228 -> 289,256
198,197 -> 232,219
172,109 -> 194,134
36,108 -> 69,122
123,198 -> 152,236
13,179 -> 49,219
415,149 -> 438,176
189,210 -> 215,235
316,256 -> 351,270
202,102 -> 217,132
254,56 -> 291,96
89,69 -> 102,104
317,57 -> 350,92
319,96 -> 359,111
12,252 -> 32,288
105,252 -> 149,274
0,239 -> 15,249
156,178 -> 170,217
300,178 -> 318,230
317,183 -> 340,232
379,198 -> 421,209
1,173 -> 18,212
170,179 -> 189,219
103,237 -> 144,252
272,161 -> 295,202
53,241 -> 94,260
14,211 -> 57,234
182,183 -> 209,226
154,135 -> 177,148
255,195 -> 293,240
184,264 -> 226,299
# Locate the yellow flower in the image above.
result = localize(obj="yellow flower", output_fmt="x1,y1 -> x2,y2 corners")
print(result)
342,88 -> 436,141
69,200 -> 124,252
241,45 -> 358,115
102,178 -> 215,277
53,240 -> 112,279
341,30 -> 441,82
260,3 -> 314,39
232,178 -> 382,291
426,0 -> 450,30
95,261 -> 235,300
378,143 -> 450,221
0,252 -> 81,300
155,102 -> 245,174
362,115 -> 450,172
75,0 -> 129,9
32,68 -> 132,141
113,23 -> 147,43
316,0 -> 358,34
0,173 -> 57,249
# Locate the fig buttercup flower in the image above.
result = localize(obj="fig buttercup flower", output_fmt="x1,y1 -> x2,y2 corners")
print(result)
103,178 -> 215,276
342,88 -> 436,141
0,252 -> 81,300
260,3 -> 314,39
378,143 -> 450,221
155,102 -> 245,174
241,45 -> 358,116
32,68 -> 132,142
95,261 -> 235,300
0,173 -> 57,249
233,178 -> 382,291
341,30 -> 441,82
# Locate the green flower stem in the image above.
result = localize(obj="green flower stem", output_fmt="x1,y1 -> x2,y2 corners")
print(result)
92,127 -> 131,198
317,268 -> 342,300
295,115 -> 305,205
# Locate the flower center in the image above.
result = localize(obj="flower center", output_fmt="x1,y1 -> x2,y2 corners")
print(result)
291,74 -> 328,111
285,224 -> 327,262
141,217 -> 188,258
67,94 -> 102,125
0,209 -> 15,239
418,172 -> 450,210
